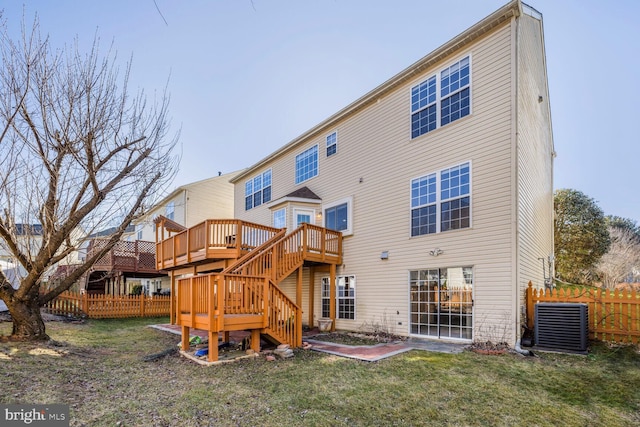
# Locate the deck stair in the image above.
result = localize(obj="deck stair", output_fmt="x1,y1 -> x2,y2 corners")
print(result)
175,223 -> 342,362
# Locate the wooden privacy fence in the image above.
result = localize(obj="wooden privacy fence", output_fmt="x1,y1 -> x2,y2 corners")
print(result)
526,282 -> 640,344
43,291 -> 171,319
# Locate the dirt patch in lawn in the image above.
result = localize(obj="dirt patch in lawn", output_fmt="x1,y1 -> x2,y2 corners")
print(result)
306,331 -> 407,346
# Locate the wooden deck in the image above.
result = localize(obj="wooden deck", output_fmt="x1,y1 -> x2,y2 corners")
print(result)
89,239 -> 160,274
155,219 -> 282,270
158,222 -> 343,362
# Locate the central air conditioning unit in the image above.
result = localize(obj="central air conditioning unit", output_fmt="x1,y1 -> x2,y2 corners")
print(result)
534,303 -> 588,353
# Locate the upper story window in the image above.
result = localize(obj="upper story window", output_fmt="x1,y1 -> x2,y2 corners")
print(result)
323,197 -> 353,235
295,145 -> 318,184
166,201 -> 175,221
325,203 -> 347,232
411,56 -> 471,139
326,132 -> 337,157
136,224 -> 143,241
245,169 -> 272,210
411,162 -> 470,236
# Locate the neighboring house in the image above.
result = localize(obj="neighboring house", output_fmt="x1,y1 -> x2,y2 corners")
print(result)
127,171 -> 241,294
156,0 -> 554,357
0,260 -> 26,312
74,224 -> 158,295
0,224 -> 44,265
131,170 -> 241,243
1,223 -> 84,307
229,0 -> 554,345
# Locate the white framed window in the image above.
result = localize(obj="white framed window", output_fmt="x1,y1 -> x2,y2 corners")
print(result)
321,275 -> 356,320
136,224 -> 143,241
323,196 -> 353,235
295,145 -> 318,184
166,201 -> 175,221
411,56 -> 471,139
294,208 -> 314,228
411,162 -> 471,236
245,169 -> 272,210
326,131 -> 337,157
321,277 -> 331,318
273,208 -> 286,229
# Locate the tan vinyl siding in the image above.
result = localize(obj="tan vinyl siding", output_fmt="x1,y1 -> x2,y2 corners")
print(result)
137,172 -> 238,242
234,20 -> 518,342
184,172 -> 236,226
137,192 -> 186,242
516,13 -> 554,324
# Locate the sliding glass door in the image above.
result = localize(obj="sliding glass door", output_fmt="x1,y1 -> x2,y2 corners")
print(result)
409,267 -> 473,340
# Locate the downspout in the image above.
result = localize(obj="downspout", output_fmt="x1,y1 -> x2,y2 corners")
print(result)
515,339 -> 532,356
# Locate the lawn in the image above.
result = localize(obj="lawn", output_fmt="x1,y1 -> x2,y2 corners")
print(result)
1,317 -> 639,427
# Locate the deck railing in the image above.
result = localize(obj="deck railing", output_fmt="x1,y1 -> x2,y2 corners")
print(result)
175,273 -> 300,347
43,291 -> 170,319
526,282 -> 640,344
226,223 -> 342,283
88,239 -> 158,273
156,220 -> 281,269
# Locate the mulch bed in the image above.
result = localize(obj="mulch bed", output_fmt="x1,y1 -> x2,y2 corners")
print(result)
306,331 -> 407,346
467,341 -> 511,355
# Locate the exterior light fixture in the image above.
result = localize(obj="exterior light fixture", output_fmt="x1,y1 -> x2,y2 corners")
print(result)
429,248 -> 443,257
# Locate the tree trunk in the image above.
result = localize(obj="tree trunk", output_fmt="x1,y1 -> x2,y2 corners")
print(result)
4,297 -> 50,341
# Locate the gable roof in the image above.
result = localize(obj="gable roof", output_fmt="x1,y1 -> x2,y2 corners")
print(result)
284,187 -> 321,200
231,0 -> 522,184
88,224 -> 135,238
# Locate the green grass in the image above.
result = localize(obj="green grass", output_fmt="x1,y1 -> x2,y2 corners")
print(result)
1,317 -> 639,426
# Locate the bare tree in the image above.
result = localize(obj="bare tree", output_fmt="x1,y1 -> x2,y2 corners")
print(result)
0,17 -> 179,340
596,227 -> 640,290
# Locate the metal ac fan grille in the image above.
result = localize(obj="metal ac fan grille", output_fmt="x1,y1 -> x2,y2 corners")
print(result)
535,303 -> 588,353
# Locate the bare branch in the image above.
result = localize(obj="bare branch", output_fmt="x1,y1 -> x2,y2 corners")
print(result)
0,14 -> 179,338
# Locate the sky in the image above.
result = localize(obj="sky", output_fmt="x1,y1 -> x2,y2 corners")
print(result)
2,0 -> 639,223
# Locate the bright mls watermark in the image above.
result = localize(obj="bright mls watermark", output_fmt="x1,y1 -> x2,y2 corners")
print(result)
1,405 -> 68,426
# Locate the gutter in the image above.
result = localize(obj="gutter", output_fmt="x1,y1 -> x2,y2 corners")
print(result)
231,1 -> 521,183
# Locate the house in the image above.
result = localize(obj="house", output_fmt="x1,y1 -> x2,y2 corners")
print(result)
125,171 -> 241,294
157,0 -> 554,361
1,223 -> 84,307
130,171 -> 241,243
0,224 -> 44,265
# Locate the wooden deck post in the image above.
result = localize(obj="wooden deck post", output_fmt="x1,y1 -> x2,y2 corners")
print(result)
296,267 -> 303,309
181,325 -> 190,353
208,331 -> 218,362
250,329 -> 261,353
330,263 -> 336,332
296,266 -> 303,347
309,267 -> 315,329
171,271 -> 176,325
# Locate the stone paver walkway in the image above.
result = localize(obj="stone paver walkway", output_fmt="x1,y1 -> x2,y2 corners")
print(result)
150,324 -> 467,362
